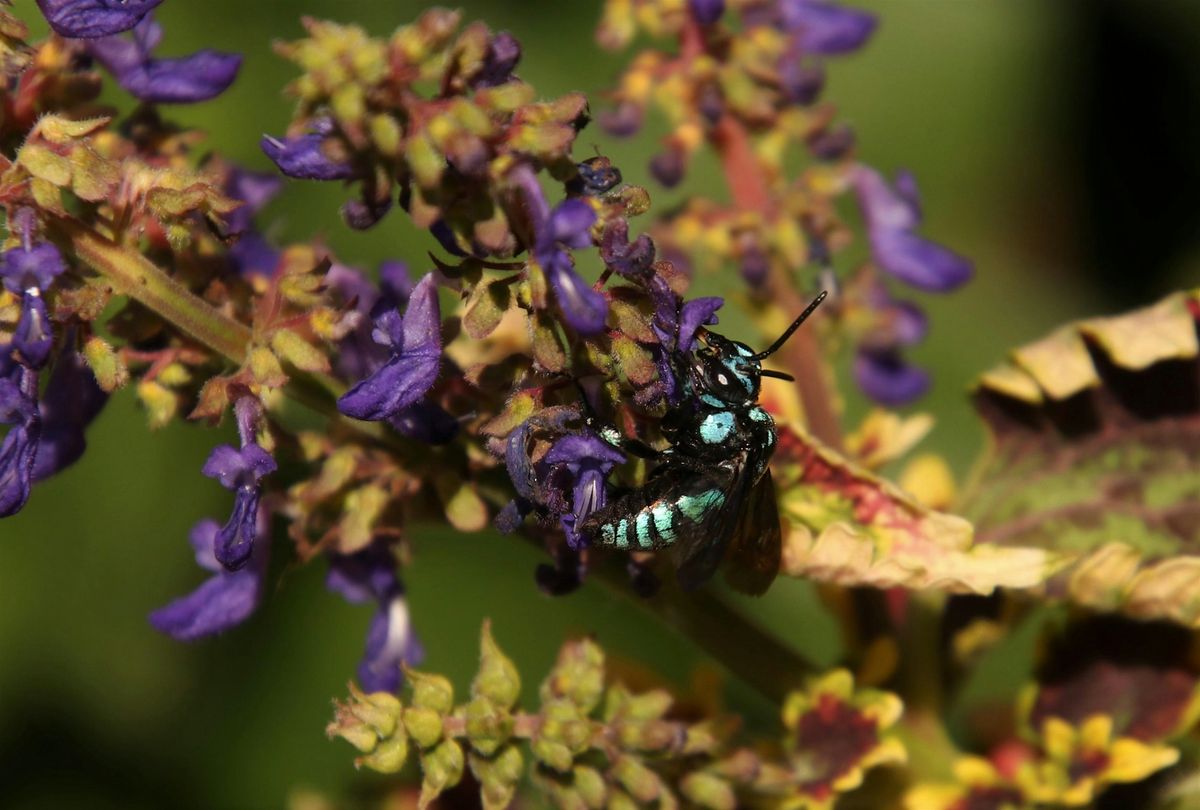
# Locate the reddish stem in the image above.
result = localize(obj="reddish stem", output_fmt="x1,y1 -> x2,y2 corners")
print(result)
710,115 -> 844,448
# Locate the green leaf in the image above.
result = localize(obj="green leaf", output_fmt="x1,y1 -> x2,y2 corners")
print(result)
962,289 -> 1200,625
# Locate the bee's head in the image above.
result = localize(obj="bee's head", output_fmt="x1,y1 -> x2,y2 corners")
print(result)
687,291 -> 829,408
690,331 -> 761,407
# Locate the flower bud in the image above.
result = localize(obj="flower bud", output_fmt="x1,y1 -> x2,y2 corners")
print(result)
403,706 -> 446,749
465,696 -> 514,756
409,669 -> 455,713
419,739 -> 465,806
472,621 -> 521,709
83,336 -> 128,392
681,772 -> 736,810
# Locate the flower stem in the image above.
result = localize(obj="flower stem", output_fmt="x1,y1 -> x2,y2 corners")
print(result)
55,219 -> 252,363
598,563 -> 816,703
709,115 -> 844,450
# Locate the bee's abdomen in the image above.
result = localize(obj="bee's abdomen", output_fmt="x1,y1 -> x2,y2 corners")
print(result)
589,487 -> 725,550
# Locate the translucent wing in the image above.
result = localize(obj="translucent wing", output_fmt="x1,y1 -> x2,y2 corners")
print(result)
722,469 -> 782,596
673,453 -> 754,591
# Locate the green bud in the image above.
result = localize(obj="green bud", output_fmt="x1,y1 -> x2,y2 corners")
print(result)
541,639 -> 605,712
348,685 -> 403,738
573,765 -> 607,809
612,756 -> 660,803
419,739 -> 464,809
476,81 -> 535,113
474,621 -> 521,709
680,772 -> 735,810
136,380 -> 178,430
331,84 -> 365,128
530,311 -> 567,373
470,745 -> 524,810
270,329 -> 330,373
403,706 -> 446,749
682,721 -> 722,756
358,734 -> 408,774
407,131 -> 444,188
616,184 -> 651,217
607,789 -> 639,810
338,483 -> 390,553
248,346 -> 287,388
83,337 -> 128,392
613,334 -> 655,386
408,669 -> 454,713
369,114 -> 403,156
531,736 -> 574,773
69,145 -> 118,201
464,697 -> 513,756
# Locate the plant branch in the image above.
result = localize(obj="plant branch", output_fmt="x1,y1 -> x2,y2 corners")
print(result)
709,114 -> 844,450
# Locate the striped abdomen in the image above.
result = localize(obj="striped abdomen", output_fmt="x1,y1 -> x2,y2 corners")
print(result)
590,487 -> 725,551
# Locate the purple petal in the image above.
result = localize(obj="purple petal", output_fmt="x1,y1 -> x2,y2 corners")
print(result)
473,31 -> 521,89
504,421 -> 537,501
0,366 -> 41,517
1,243 -> 66,293
188,519 -> 222,572
32,348 -> 107,481
690,0 -> 725,25
871,230 -> 973,293
781,0 -> 877,55
599,101 -> 644,137
547,199 -> 597,250
149,519 -> 267,640
337,274 -> 442,422
228,232 -> 280,278
649,149 -> 685,188
389,401 -> 458,444
261,131 -> 355,181
853,165 -> 920,234
226,167 -> 283,234
545,432 -> 625,471
213,486 -> 260,570
14,294 -> 54,369
547,262 -> 608,336
201,444 -> 276,490
358,595 -> 422,693
36,0 -> 162,38
854,349 -> 930,405
113,50 -> 242,103
678,297 -> 723,352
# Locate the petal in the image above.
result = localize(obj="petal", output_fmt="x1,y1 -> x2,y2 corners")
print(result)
260,131 -> 355,181
388,401 -> 459,444
1,243 -> 66,293
0,422 -> 39,517
32,348 -> 107,481
678,296 -> 724,352
14,294 -> 54,369
690,0 -> 725,25
36,0 -> 162,38
399,273 -> 442,357
188,519 -> 222,572
337,355 -> 440,422
871,230 -> 973,293
854,349 -> 931,406
504,421 -> 537,501
545,432 -> 626,470
547,262 -> 608,335
149,528 -> 267,641
213,486 -> 260,571
852,164 -> 919,233
357,595 -> 422,693
111,49 -> 242,103
781,0 -> 877,55
548,199 -> 597,250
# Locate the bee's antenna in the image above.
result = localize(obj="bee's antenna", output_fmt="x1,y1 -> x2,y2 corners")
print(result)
751,290 -> 828,360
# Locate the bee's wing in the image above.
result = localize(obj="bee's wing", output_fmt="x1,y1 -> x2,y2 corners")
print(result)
722,468 -> 782,596
673,455 -> 751,591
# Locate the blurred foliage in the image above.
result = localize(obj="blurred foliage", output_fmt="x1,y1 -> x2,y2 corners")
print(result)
2,0 -> 1199,807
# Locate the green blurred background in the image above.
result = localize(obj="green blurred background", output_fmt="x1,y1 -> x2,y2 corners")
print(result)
3,0 -> 1199,807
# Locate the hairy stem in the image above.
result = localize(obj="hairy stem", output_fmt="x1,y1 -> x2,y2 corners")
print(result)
710,115 -> 844,450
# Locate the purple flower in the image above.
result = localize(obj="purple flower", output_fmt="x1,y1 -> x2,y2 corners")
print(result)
327,542 -> 423,693
225,167 -> 283,277
599,220 -> 655,279
690,0 -> 726,25
535,200 -> 605,335
599,101 -> 644,137
778,0 -> 877,55
261,120 -> 356,181
338,273 -> 442,422
149,518 -> 268,640
88,17 -> 241,104
472,32 -> 521,89
544,432 -> 625,550
851,166 -> 973,293
649,147 -> 686,188
0,365 -> 41,518
33,347 -> 107,481
854,350 -> 930,406
2,243 -> 66,370
201,400 -> 275,570
852,274 -> 931,405
36,0 -> 162,39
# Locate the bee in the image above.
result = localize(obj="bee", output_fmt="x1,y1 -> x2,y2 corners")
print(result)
580,291 -> 827,594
